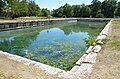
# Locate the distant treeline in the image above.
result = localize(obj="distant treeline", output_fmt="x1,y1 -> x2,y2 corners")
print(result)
0,0 -> 120,19
52,0 -> 120,18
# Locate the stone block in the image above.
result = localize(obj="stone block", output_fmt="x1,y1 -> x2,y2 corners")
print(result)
83,52 -> 97,64
96,40 -> 104,45
76,63 -> 93,74
93,45 -> 102,53
59,63 -> 93,79
70,66 -> 80,72
76,54 -> 87,65
100,30 -> 109,35
96,35 -> 107,41
86,46 -> 94,54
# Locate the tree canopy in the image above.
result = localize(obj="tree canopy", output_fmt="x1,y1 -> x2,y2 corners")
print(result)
102,0 -> 117,18
72,5 -> 81,17
52,0 -> 120,18
52,3 -> 73,18
0,0 -> 120,18
0,0 -> 6,12
0,0 -> 50,18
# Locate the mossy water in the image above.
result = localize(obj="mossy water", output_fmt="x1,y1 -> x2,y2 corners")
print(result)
0,22 -> 106,70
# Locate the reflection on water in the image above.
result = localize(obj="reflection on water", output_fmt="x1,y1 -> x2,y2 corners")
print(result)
0,22 -> 106,70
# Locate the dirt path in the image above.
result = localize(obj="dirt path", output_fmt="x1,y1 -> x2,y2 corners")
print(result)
0,53 -> 61,79
86,19 -> 120,79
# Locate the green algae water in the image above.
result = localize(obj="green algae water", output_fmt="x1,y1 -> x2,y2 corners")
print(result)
0,22 -> 106,70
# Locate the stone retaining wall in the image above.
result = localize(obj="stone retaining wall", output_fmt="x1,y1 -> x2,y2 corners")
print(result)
59,19 -> 112,79
77,19 -> 109,22
0,19 -> 77,31
0,18 -> 109,31
0,51 -> 65,75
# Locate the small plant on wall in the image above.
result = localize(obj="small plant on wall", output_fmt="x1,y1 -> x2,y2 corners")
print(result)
84,37 -> 96,47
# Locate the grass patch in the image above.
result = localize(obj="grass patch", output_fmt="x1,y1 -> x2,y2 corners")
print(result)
113,53 -> 120,60
111,40 -> 120,51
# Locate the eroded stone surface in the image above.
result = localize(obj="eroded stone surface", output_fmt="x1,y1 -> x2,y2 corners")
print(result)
100,30 -> 109,36
0,51 -> 65,75
59,63 -> 93,79
70,66 -> 80,72
93,45 -> 102,53
86,46 -> 94,54
83,52 -> 97,64
96,35 -> 107,41
96,40 -> 104,45
99,20 -> 111,36
34,63 -> 65,75
76,63 -> 93,77
75,54 -> 87,65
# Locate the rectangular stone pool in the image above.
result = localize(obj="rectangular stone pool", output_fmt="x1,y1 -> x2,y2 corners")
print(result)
0,21 -> 106,70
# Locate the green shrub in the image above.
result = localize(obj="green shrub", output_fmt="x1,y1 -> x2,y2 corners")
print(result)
62,15 -> 66,18
95,13 -> 104,18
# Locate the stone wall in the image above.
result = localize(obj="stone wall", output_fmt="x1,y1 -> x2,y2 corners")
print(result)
0,51 -> 65,75
0,19 -> 77,31
77,19 -> 109,22
59,19 -> 112,79
0,18 -> 109,31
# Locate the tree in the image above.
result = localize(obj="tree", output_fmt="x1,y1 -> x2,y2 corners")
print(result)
90,0 -> 102,17
102,0 -> 117,18
0,0 -> 42,18
63,3 -> 73,17
7,0 -> 20,18
1,0 -> 120,18
72,5 -> 81,17
57,7 -> 64,17
28,0 -> 41,16
80,4 -> 91,17
41,8 -> 50,17
52,7 -> 64,17
114,2 -> 120,17
18,0 -> 28,16
52,4 -> 73,17
0,0 -> 6,12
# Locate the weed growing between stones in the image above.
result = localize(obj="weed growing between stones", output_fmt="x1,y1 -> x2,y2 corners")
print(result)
84,37 -> 96,47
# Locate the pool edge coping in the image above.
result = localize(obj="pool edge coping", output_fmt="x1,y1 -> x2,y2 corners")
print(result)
0,19 -> 112,78
0,50 -> 66,75
58,19 -> 112,78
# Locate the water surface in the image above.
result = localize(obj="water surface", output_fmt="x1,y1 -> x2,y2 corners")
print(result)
0,22 -> 106,70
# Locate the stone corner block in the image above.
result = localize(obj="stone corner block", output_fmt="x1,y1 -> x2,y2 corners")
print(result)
83,52 -> 97,64
93,45 -> 102,53
75,54 -> 87,65
70,65 -> 80,72
86,46 -> 94,54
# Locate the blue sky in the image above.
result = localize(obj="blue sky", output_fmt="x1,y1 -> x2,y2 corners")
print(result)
35,0 -> 119,10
